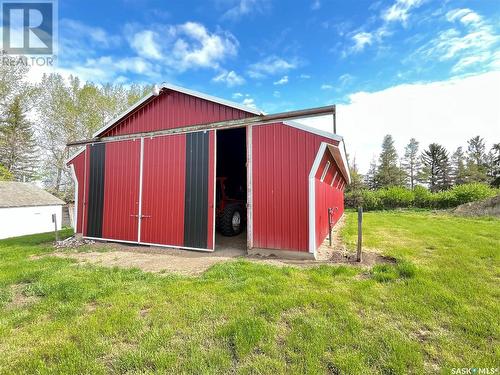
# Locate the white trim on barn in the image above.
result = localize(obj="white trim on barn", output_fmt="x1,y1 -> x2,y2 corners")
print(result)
137,137 -> 145,243
212,129 -> 217,251
69,163 -> 78,230
83,236 -> 214,253
246,125 -> 253,250
308,142 -> 328,255
282,120 -> 343,143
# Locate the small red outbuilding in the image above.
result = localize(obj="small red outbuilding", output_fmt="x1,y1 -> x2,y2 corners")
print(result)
67,84 -> 350,259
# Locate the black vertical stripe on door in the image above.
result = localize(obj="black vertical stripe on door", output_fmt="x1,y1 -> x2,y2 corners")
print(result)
87,143 -> 106,238
184,131 -> 209,249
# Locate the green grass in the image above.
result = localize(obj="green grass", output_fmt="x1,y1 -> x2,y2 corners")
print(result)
0,213 -> 498,374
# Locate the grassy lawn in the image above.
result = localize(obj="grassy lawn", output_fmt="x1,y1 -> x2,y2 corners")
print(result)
0,212 -> 498,374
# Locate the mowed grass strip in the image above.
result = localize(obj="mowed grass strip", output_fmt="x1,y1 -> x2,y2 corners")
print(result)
0,212 -> 498,374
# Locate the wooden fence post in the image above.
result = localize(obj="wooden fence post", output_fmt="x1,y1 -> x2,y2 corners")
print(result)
357,207 -> 362,262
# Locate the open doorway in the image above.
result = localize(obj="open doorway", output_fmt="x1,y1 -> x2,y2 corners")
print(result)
215,127 -> 247,251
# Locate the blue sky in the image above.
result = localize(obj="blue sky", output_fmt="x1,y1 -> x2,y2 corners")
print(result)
51,0 -> 500,114
11,0 -> 498,171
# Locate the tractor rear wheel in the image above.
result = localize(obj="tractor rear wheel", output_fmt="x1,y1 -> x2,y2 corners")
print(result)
219,203 -> 244,236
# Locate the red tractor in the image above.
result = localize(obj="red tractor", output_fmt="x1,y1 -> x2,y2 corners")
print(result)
216,177 -> 246,236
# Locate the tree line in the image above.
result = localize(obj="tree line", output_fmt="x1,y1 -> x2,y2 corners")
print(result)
0,63 -> 151,199
348,134 -> 500,195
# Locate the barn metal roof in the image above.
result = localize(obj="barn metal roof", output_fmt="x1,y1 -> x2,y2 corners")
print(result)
0,182 -> 65,208
92,83 -> 265,138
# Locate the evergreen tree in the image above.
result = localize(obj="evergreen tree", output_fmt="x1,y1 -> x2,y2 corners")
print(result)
450,147 -> 467,185
420,143 -> 452,192
465,136 -> 488,182
402,138 -> 421,189
0,94 -> 38,181
364,157 -> 377,190
487,143 -> 500,187
374,135 -> 404,188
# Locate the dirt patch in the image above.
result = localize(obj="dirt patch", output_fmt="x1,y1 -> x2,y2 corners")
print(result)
5,283 -> 40,309
316,216 -> 395,266
38,221 -> 391,275
453,195 -> 500,217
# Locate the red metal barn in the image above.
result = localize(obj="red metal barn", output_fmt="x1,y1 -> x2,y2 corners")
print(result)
67,84 -> 350,259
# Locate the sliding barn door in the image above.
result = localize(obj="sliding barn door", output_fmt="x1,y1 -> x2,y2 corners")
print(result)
140,134 -> 186,246
140,131 -> 215,250
85,140 -> 141,241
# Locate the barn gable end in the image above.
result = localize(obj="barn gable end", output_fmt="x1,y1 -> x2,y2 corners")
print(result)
96,86 -> 261,138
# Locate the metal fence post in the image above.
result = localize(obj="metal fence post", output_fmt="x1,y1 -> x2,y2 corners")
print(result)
328,208 -> 333,246
52,213 -> 59,242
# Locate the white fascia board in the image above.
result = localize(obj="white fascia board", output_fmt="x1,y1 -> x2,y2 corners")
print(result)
282,120 -> 343,143
308,142 -> 328,255
69,163 -> 78,230
92,83 -> 264,138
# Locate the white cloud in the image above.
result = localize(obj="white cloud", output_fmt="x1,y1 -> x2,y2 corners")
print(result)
300,73 -> 311,79
241,97 -> 258,110
351,32 -> 373,53
382,0 -> 424,25
130,30 -> 162,60
25,55 -> 159,85
446,8 -> 481,25
343,0 -> 423,56
273,90 -> 280,98
311,0 -> 321,10
212,70 -> 245,86
222,0 -> 270,20
321,84 -> 333,90
412,9 -> 499,73
273,75 -> 288,85
171,22 -> 238,70
247,56 -> 297,78
339,73 -> 353,86
126,22 -> 238,72
232,92 -> 244,99
60,19 -> 121,49
297,72 -> 500,173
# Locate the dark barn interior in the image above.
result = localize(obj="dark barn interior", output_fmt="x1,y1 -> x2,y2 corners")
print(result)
215,127 -> 247,249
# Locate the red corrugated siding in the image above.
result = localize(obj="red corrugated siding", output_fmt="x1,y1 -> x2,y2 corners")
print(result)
101,91 -> 253,137
140,134 -> 186,246
71,151 -> 86,234
207,131 -> 215,249
315,152 -> 345,247
102,140 -> 141,241
252,122 -> 339,252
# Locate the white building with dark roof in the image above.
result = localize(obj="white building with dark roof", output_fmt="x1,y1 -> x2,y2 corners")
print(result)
0,182 -> 65,239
